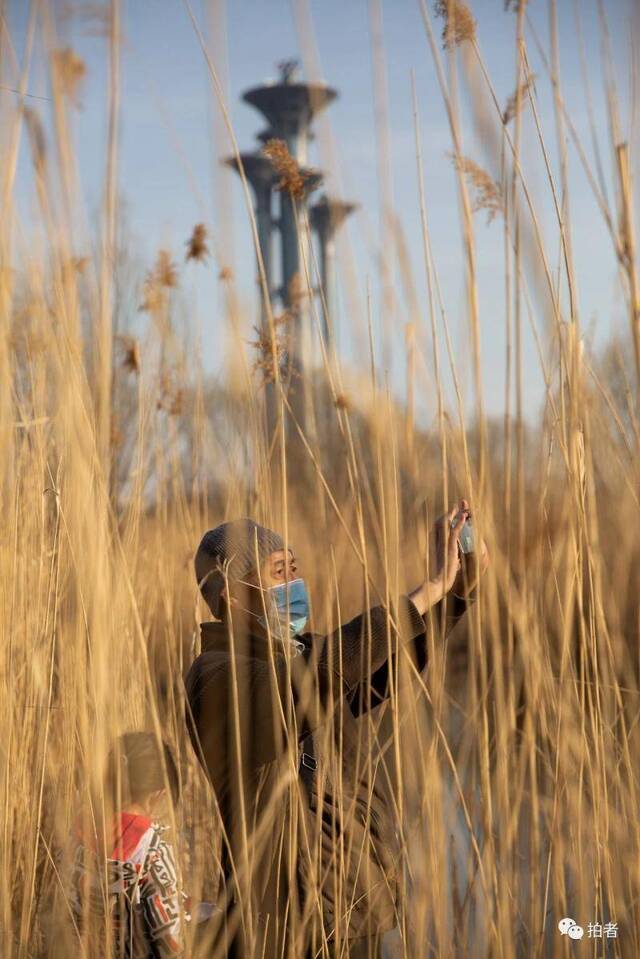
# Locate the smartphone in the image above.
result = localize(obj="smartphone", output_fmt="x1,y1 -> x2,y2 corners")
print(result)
451,512 -> 475,554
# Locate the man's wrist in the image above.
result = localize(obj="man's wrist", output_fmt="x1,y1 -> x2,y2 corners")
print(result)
428,577 -> 445,606
408,577 -> 445,615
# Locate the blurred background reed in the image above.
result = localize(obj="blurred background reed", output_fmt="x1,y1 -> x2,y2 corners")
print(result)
1,0 -> 639,955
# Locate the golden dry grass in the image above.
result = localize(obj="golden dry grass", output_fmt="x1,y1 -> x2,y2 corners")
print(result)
1,2 -> 639,957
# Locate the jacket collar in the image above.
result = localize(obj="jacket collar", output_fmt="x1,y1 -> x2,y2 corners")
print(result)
199,620 -> 313,662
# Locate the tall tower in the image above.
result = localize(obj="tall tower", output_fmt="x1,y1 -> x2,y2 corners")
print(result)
228,61 -> 354,409
242,61 -> 335,323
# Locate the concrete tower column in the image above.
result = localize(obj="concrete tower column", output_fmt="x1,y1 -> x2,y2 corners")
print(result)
309,195 -> 356,344
226,152 -> 277,330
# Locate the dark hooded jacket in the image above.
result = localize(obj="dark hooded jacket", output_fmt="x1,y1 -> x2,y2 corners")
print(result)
185,592 -> 470,957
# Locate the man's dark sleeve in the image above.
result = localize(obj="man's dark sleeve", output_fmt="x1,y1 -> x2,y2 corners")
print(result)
316,595 -> 428,691
348,591 -> 475,716
257,595 -> 428,765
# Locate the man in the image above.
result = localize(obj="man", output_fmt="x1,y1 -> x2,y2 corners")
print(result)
185,504 -> 486,958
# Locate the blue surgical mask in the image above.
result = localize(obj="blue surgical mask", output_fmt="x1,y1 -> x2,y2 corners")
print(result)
259,578 -> 310,640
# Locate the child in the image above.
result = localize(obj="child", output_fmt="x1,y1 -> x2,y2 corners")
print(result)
69,732 -> 188,958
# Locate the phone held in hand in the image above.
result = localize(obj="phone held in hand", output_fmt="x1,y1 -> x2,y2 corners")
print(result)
451,512 -> 475,554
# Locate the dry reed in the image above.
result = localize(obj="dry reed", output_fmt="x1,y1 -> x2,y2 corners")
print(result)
1,2 -> 638,958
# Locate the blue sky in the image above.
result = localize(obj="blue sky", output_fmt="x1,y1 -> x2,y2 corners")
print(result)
4,0 -> 636,423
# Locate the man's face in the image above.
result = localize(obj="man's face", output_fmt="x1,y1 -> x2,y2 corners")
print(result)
254,548 -> 299,588
226,549 -> 300,618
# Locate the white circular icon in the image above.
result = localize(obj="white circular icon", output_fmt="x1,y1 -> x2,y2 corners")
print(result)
558,917 -> 584,939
